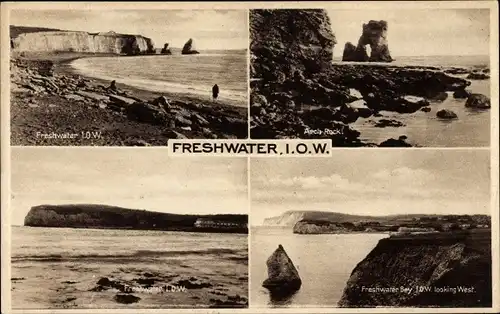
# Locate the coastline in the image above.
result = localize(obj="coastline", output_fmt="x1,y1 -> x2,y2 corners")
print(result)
10,52 -> 248,146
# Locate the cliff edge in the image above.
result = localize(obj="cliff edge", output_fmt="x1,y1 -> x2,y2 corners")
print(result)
11,26 -> 155,55
338,230 -> 491,307
24,204 -> 248,233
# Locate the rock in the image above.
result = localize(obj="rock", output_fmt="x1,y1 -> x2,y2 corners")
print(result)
421,107 -> 431,112
444,67 -> 469,75
76,91 -> 108,102
64,94 -> 85,102
175,114 -> 192,126
465,93 -> 490,109
372,119 -> 405,128
114,294 -> 141,304
192,113 -> 210,126
181,38 -> 200,55
453,89 -> 470,99
466,73 -> 490,80
428,91 -> 448,102
165,130 -> 188,139
379,135 -> 412,147
151,96 -> 171,111
342,20 -> 393,62
263,245 -> 301,292
125,102 -> 167,125
160,43 -> 172,55
109,95 -> 136,107
436,109 -> 458,119
251,93 -> 268,106
250,9 -> 336,77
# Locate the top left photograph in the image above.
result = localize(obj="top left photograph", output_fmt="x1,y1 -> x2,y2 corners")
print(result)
9,9 -> 249,146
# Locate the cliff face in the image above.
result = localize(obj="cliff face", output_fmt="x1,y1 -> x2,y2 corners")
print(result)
12,30 -> 155,55
250,9 -> 336,80
263,211 -> 305,226
293,220 -> 350,234
24,204 -> 248,233
338,230 -> 491,307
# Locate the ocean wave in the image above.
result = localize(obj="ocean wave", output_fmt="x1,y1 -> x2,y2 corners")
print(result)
12,248 -> 246,262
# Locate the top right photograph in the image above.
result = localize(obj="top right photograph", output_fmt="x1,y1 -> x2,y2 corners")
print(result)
250,8 -> 491,147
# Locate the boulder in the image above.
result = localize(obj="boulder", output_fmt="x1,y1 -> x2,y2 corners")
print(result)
181,38 -> 200,55
421,107 -> 431,112
436,109 -> 458,119
109,95 -> 136,107
114,294 -> 140,304
262,245 -> 302,292
428,91 -> 448,102
465,93 -> 490,109
379,135 -> 412,147
76,91 -> 109,102
342,20 -> 392,62
125,101 -> 167,125
372,119 -> 405,128
151,96 -> 171,111
453,89 -> 470,99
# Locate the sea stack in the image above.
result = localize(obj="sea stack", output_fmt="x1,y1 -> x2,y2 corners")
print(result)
160,43 -> 172,55
342,20 -> 393,62
262,244 -> 302,292
181,38 -> 200,55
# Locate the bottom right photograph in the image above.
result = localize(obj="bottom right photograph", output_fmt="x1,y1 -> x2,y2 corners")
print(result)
250,149 -> 491,308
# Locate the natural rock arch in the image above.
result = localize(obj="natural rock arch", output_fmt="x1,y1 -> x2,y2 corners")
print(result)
342,20 -> 393,62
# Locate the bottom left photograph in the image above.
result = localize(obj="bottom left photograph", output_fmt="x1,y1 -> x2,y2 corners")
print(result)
9,148 -> 249,309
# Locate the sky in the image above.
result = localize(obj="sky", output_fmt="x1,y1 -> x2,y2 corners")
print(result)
10,9 -> 248,50
251,150 -> 490,226
327,9 -> 490,58
10,148 -> 248,226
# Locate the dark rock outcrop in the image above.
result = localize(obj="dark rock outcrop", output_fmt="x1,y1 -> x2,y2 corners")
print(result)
250,9 -> 336,78
338,230 -> 492,307
379,135 -> 412,147
466,73 -> 490,80
342,20 -> 392,62
436,109 -> 458,119
262,245 -> 302,293
465,93 -> 491,109
453,89 -> 470,99
160,43 -> 172,55
181,38 -> 199,55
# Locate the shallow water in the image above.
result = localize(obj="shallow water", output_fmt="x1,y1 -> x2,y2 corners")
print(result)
11,226 -> 248,309
338,55 -> 491,147
251,227 -> 386,308
70,50 -> 248,106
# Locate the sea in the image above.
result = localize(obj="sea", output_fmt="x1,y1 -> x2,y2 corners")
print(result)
70,50 -> 248,107
334,55 -> 491,147
10,226 -> 248,309
251,227 -> 387,308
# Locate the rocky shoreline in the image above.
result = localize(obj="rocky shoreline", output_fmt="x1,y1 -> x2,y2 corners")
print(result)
10,53 -> 247,146
250,63 -> 490,147
249,9 -> 491,147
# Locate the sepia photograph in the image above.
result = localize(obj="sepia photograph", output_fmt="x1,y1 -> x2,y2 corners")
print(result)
10,148 -> 248,309
250,9 -> 491,147
10,9 -> 248,146
250,150 -> 491,307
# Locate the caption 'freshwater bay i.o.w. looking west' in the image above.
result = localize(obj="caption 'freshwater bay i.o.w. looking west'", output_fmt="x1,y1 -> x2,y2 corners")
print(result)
10,10 -> 249,146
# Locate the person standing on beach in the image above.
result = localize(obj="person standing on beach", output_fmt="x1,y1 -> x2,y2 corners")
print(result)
212,84 -> 219,102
